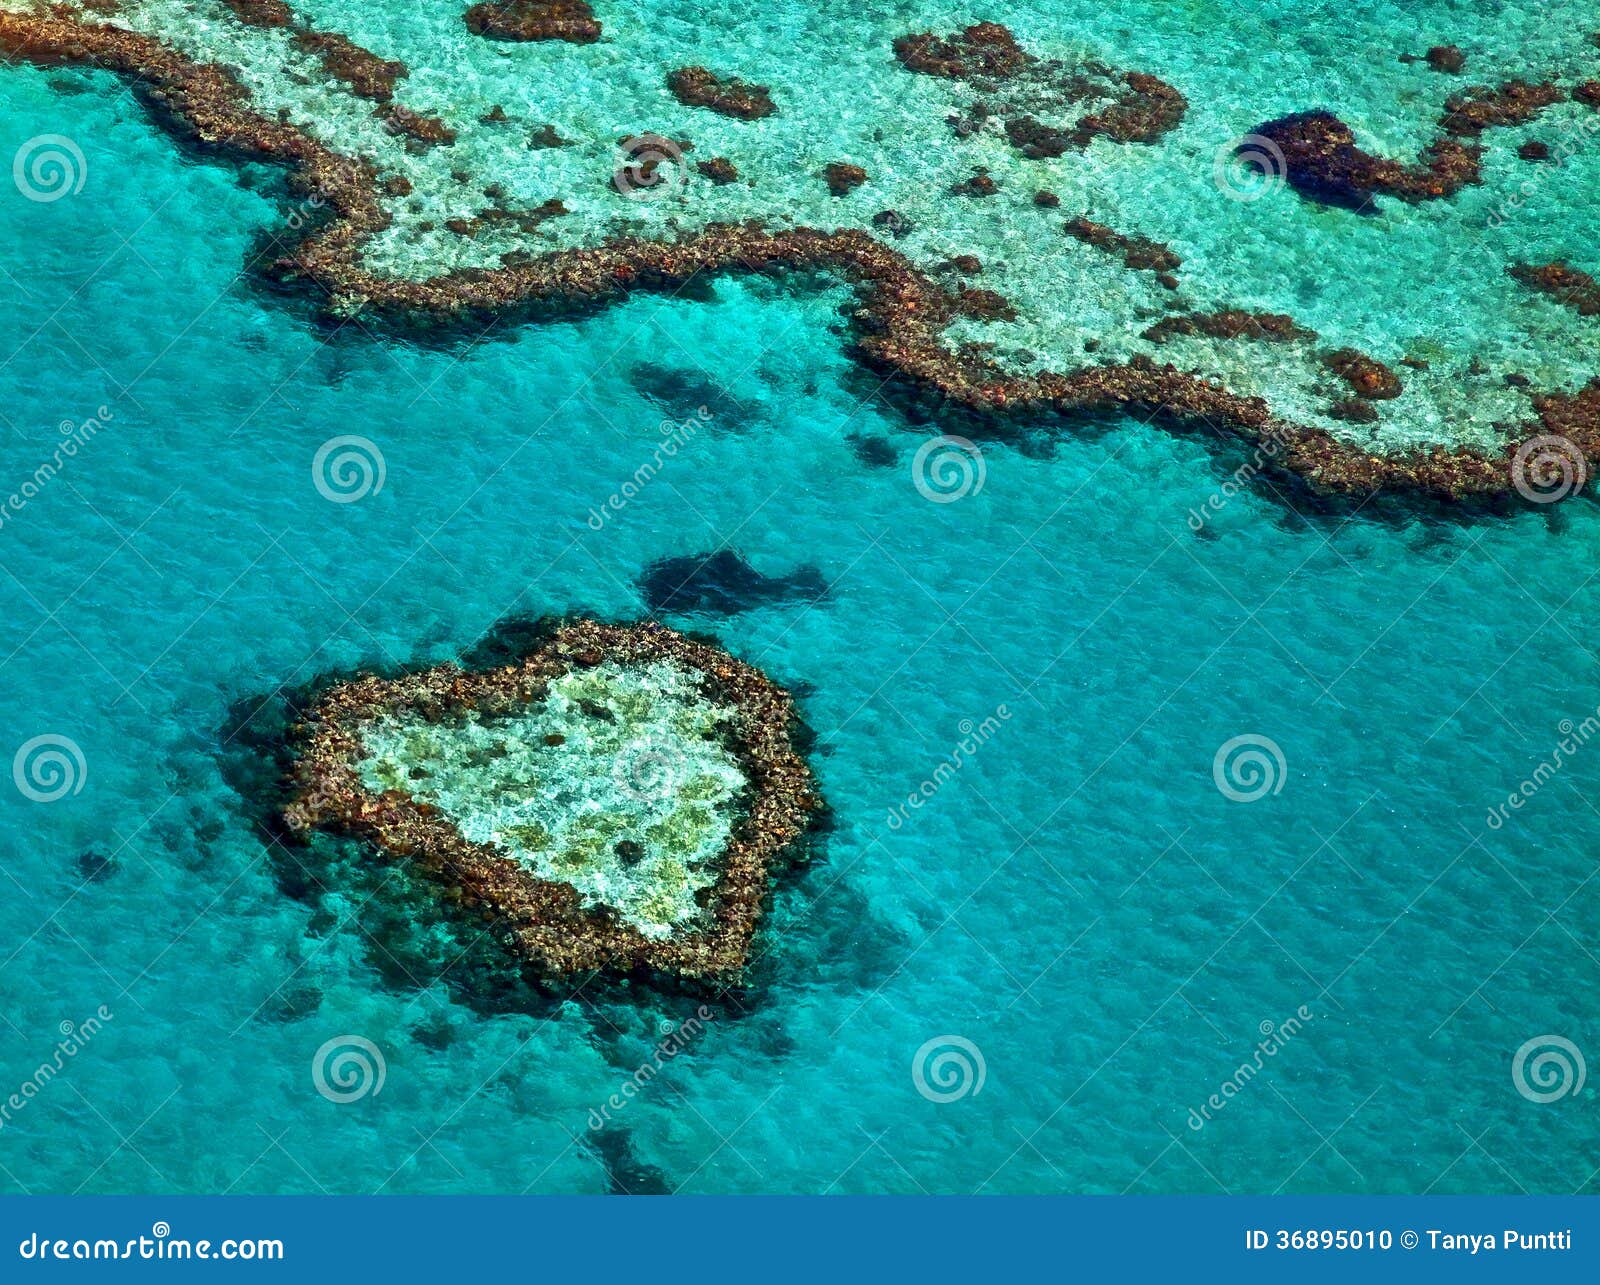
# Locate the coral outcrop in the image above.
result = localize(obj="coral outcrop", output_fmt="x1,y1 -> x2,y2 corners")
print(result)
285,620 -> 819,982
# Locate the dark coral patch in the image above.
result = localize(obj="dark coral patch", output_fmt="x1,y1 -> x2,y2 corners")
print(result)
956,287 -> 1016,321
892,22 -> 1028,80
1143,311 -> 1315,344
640,550 -> 828,616
1324,348 -> 1403,400
896,20 -> 1185,156
291,30 -> 407,102
1248,110 -> 1480,209
1440,80 -> 1563,135
628,362 -> 750,421
222,0 -> 293,27
668,66 -> 776,120
695,156 -> 739,184
375,102 -> 456,146
8,6 -> 1598,504
464,0 -> 601,43
823,162 -> 867,195
1063,216 -> 1180,283
1510,261 -> 1600,316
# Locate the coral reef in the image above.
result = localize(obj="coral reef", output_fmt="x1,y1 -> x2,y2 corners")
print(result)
4,5 -> 1598,502
1253,71 -> 1582,211
1510,261 -> 1600,317
285,620 -> 820,981
695,156 -> 739,184
894,21 -> 1186,156
291,30 -> 406,101
464,0 -> 601,43
1440,79 -> 1563,135
639,550 -> 828,615
1143,311 -> 1316,344
221,0 -> 292,27
822,162 -> 867,195
1247,110 -> 1479,209
1427,44 -> 1466,74
667,66 -> 776,119
1324,348 -> 1404,400
1063,216 -> 1180,288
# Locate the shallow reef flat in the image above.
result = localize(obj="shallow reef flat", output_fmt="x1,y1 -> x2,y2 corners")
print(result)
4,0 -> 1600,497
284,620 -> 819,982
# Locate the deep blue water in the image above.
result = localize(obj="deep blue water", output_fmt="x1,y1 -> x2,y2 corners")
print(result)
1,5 -> 1597,1195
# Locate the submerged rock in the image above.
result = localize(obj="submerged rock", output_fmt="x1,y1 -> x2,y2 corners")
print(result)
639,549 -> 828,615
1063,215 -> 1180,280
1247,109 -> 1481,208
222,0 -> 293,27
285,620 -> 820,982
668,66 -> 776,119
695,156 -> 739,184
1510,261 -> 1600,316
823,162 -> 867,195
290,30 -> 407,102
463,0 -> 601,43
1143,310 -> 1315,344
895,21 -> 1185,155
1324,348 -> 1403,399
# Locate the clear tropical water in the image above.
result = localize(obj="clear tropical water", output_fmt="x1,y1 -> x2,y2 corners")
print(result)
0,0 -> 1596,1194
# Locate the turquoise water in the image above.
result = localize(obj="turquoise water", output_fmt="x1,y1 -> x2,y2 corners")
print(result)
0,0 -> 1597,1194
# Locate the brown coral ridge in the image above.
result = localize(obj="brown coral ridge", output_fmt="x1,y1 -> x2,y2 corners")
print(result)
822,162 -> 867,196
6,6 -> 1598,505
1440,79 -> 1564,135
892,21 -> 1028,79
464,0 -> 601,44
1252,71 -> 1578,211
668,66 -> 776,120
1324,348 -> 1403,400
895,21 -> 1185,156
291,30 -> 407,102
1063,216 -> 1180,288
222,0 -> 294,27
695,156 -> 739,185
1143,311 -> 1316,344
284,620 -> 819,982
376,102 -> 457,147
1248,111 -> 1479,210
1510,262 -> 1600,317
445,197 -> 567,240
